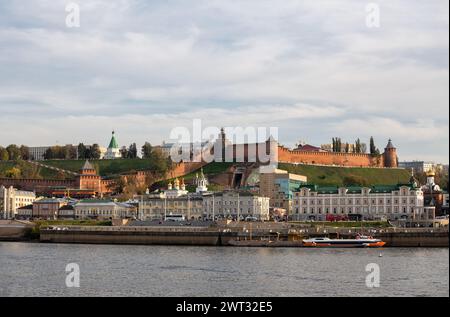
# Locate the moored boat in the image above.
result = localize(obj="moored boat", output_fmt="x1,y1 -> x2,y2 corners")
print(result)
302,235 -> 386,248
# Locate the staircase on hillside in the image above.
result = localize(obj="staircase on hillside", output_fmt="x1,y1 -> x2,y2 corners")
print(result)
26,161 -> 78,176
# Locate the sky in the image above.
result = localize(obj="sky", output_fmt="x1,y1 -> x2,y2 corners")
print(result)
0,0 -> 448,163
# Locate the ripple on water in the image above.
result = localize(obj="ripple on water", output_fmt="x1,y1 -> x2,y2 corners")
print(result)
0,243 -> 448,297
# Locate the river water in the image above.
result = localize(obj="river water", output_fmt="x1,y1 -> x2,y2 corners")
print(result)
0,242 -> 448,297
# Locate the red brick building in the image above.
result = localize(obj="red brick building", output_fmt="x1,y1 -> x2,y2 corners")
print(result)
0,160 -> 114,197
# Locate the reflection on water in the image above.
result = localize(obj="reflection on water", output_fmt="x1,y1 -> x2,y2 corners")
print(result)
0,243 -> 448,297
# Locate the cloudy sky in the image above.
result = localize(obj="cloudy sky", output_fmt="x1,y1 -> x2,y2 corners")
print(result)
0,0 -> 448,163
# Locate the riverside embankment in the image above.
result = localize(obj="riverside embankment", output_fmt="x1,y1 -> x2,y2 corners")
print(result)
39,224 -> 449,247
0,220 -> 34,241
40,226 -> 237,246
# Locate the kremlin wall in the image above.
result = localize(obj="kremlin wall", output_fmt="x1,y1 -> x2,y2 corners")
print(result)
0,133 -> 399,197
216,135 -> 398,168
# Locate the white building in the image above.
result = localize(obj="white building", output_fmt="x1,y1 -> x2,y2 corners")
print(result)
103,131 -> 121,159
195,169 -> 209,193
28,146 -> 50,161
292,183 -> 426,221
399,161 -> 436,173
73,200 -> 136,220
0,186 -> 36,219
139,195 -> 204,221
443,193 -> 449,209
202,191 -> 270,221
165,178 -> 189,199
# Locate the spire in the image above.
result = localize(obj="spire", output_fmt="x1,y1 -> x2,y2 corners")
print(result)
108,131 -> 119,149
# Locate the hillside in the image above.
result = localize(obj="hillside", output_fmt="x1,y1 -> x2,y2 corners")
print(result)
151,162 -> 234,192
1,159 -> 412,188
278,163 -> 411,186
0,161 -> 61,179
40,159 -> 157,177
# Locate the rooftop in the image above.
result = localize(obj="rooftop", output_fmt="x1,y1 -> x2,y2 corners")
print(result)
108,131 -> 119,149
297,183 -> 419,194
81,160 -> 95,171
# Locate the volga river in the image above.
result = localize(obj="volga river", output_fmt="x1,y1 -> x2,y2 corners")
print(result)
0,242 -> 448,297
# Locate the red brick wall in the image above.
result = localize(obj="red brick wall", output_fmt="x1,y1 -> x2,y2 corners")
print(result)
167,162 -> 207,179
121,162 -> 207,188
0,178 -> 75,192
0,177 -> 114,195
277,146 -> 384,167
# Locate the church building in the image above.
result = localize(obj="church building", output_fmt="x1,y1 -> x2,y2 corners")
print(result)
104,131 -> 121,159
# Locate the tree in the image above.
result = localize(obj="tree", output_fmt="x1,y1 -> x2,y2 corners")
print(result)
90,144 -> 101,159
345,143 -> 350,153
5,167 -> 21,178
141,142 -> 153,159
120,146 -> 128,159
16,160 -> 41,178
78,143 -> 87,159
0,147 -> 9,161
64,145 -> 78,159
370,136 -> 380,155
128,143 -> 138,159
355,138 -> 361,154
6,144 -> 21,161
335,138 -> 342,152
149,147 -> 170,176
19,145 -> 30,160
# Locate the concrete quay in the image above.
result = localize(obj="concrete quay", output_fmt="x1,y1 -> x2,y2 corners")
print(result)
0,220 -> 34,241
38,224 -> 449,247
40,226 -> 237,246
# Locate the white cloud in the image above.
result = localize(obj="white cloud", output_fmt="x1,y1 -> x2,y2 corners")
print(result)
0,0 -> 448,163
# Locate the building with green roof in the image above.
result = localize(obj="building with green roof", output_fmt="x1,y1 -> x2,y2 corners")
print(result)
104,131 -> 121,159
291,181 -> 429,222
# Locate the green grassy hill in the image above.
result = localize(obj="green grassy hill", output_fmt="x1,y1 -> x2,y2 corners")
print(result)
0,161 -> 61,179
2,159 -> 411,187
0,161 -> 15,174
278,163 -> 411,186
41,159 -> 156,177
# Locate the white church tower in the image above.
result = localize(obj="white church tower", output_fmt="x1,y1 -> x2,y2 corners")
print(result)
195,168 -> 209,193
104,131 -> 121,159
